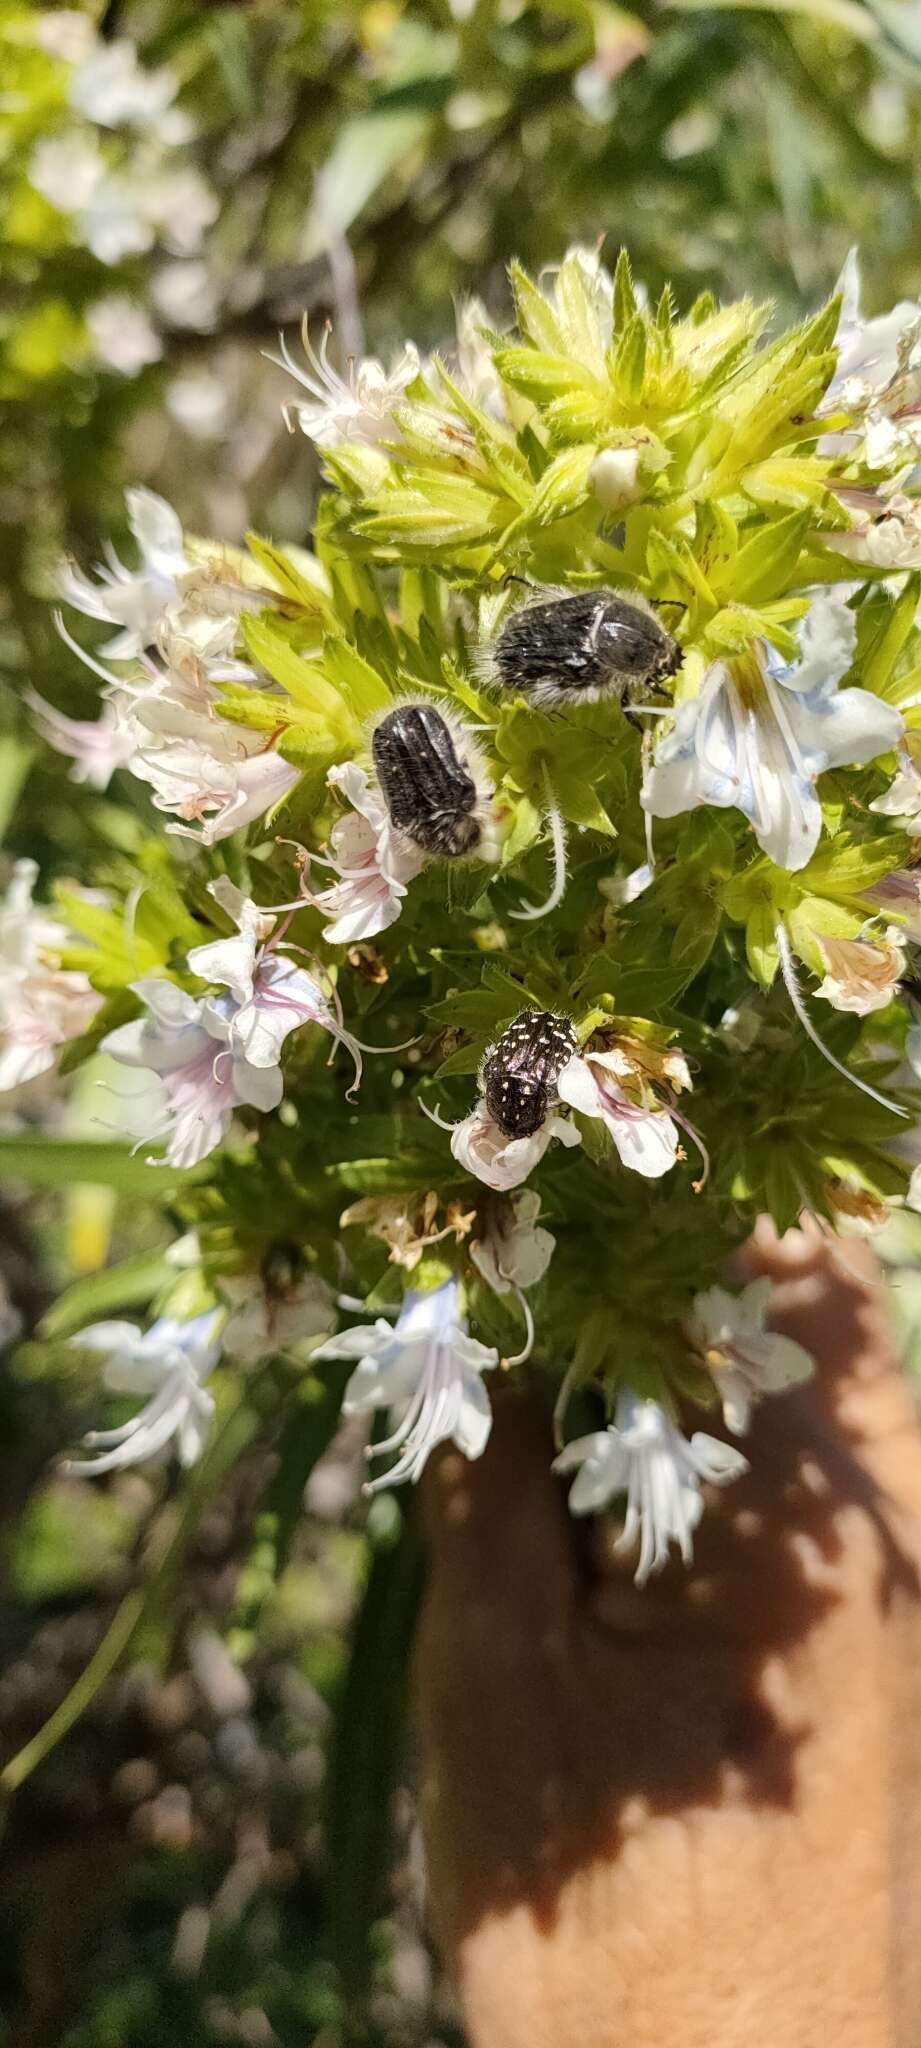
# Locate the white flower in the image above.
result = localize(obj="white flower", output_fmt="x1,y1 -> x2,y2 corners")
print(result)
66,1310 -> 222,1476
0,861 -> 101,1092
813,932 -> 905,1015
102,978 -> 282,1169
554,1391 -> 748,1584
131,693 -> 300,847
469,1188 -> 555,1294
870,738 -> 921,831
36,10 -> 96,63
98,609 -> 299,844
87,296 -> 162,376
220,1270 -> 334,1364
271,318 -> 420,448
556,1050 -> 680,1178
58,486 -> 190,659
598,861 -> 655,908
828,492 -> 921,571
686,1278 -> 814,1435
454,297 -> 506,418
643,590 -> 903,872
151,260 -> 220,332
590,445 -> 641,511
167,372 -> 228,440
142,168 -> 218,257
313,1279 -> 498,1490
451,1098 -> 580,1192
824,250 -> 918,408
79,175 -> 155,265
819,250 -> 921,457
188,880 -> 370,1089
29,131 -> 104,213
309,762 -> 425,945
26,688 -> 134,790
69,40 -> 179,130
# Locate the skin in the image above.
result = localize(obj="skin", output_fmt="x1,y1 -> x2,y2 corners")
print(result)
415,1221 -> 921,2048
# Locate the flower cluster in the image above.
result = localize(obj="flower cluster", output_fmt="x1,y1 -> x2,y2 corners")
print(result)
18,11 -> 218,379
21,244 -> 921,1584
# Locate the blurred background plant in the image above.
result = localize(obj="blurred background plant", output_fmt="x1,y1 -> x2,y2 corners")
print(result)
1,1 -> 921,2042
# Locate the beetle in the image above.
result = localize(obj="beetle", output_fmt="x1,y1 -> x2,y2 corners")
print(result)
482,1008 -> 578,1139
487,587 -> 681,710
372,703 -> 483,858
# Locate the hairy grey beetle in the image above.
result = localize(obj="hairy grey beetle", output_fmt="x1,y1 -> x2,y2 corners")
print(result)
371,702 -> 485,858
486,587 -> 680,711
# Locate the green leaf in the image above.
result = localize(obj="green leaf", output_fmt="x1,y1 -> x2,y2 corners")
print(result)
300,108 -> 434,257
242,614 -> 355,730
39,1251 -> 174,1338
612,248 -> 638,332
860,576 -> 921,700
264,1364 -> 351,1574
729,510 -> 811,605
322,636 -> 392,719
245,532 -> 333,614
664,0 -> 879,38
0,737 -> 34,841
746,898 -> 780,987
508,259 -> 564,354
0,1134 -> 209,1194
524,444 -> 595,528
326,1513 -> 425,1994
612,314 -> 647,401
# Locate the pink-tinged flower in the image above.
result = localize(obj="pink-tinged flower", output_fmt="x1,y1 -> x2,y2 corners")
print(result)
65,1310 -> 222,1477
554,1392 -> 748,1583
26,688 -> 135,790
556,1051 -> 680,1179
313,1279 -> 499,1491
270,319 -> 420,448
0,860 -> 101,1092
868,869 -> 921,943
309,761 -> 425,945
813,932 -> 905,1016
58,487 -> 190,659
103,978 -> 282,1170
138,735 -> 298,847
188,879 -> 373,1092
825,490 -> 921,571
450,1098 -> 580,1192
686,1278 -> 813,1435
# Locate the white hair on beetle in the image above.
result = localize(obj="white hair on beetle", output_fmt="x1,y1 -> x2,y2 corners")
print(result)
474,581 -> 681,711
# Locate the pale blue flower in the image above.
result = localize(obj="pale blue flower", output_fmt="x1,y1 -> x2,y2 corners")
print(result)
314,1280 -> 499,1490
66,1310 -> 222,1475
554,1391 -> 747,1584
643,591 -> 903,871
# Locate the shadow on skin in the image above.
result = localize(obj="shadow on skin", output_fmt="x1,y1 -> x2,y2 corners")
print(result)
414,1226 -> 921,1980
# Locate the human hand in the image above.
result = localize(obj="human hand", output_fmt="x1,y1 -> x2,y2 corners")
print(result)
415,1223 -> 921,2048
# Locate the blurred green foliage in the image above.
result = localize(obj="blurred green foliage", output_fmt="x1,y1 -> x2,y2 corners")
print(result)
1,3 -> 921,2044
